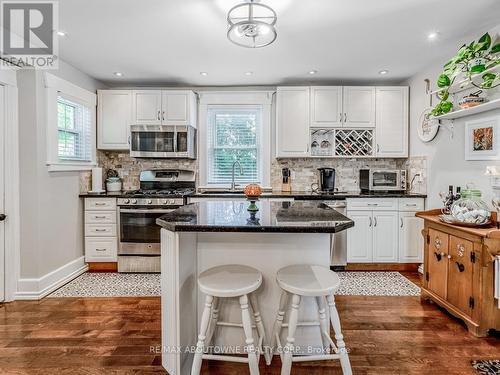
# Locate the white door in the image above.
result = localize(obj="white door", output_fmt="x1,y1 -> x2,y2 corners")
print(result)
373,211 -> 399,262
97,90 -> 133,150
276,87 -> 310,157
132,90 -> 162,124
310,86 -> 343,127
0,85 -> 5,302
399,213 -> 424,263
343,86 -> 376,127
162,91 -> 189,125
346,211 -> 373,262
375,87 -> 408,157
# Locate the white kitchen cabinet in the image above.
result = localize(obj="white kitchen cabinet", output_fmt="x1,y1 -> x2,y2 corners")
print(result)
373,211 -> 399,262
132,90 -> 162,124
343,86 -> 376,127
346,211 -> 373,262
84,198 -> 117,263
97,90 -> 132,150
399,212 -> 424,263
276,87 -> 310,157
162,91 -> 197,127
375,87 -> 409,157
310,86 -> 343,127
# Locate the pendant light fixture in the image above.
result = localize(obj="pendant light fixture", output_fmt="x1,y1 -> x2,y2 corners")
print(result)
227,0 -> 277,48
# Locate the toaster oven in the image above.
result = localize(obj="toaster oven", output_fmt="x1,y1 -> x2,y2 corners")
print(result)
359,169 -> 407,192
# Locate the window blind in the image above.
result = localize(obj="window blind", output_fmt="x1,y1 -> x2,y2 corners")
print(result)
207,107 -> 261,185
57,95 -> 92,162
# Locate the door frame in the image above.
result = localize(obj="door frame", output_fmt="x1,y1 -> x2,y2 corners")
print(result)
0,67 -> 20,302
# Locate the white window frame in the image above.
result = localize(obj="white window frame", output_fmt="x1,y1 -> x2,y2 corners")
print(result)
198,91 -> 273,189
44,73 -> 97,172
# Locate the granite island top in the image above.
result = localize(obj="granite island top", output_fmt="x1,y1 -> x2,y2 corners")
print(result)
156,200 -> 355,233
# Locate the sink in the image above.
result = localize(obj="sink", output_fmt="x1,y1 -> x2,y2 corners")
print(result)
199,190 -> 245,195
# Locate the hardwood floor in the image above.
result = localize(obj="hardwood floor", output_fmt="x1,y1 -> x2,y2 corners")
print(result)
0,274 -> 498,375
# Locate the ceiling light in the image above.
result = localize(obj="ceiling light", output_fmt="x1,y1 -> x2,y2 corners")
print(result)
428,31 -> 439,40
379,69 -> 389,75
245,71 -> 253,76
200,72 -> 208,76
309,70 -> 318,75
227,0 -> 277,48
113,72 -> 123,77
57,31 -> 67,37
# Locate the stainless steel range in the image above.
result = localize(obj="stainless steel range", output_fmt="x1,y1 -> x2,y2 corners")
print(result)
117,169 -> 195,273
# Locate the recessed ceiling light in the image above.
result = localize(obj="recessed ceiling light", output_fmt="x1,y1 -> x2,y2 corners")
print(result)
200,72 -> 208,76
309,70 -> 318,75
57,31 -> 67,37
428,31 -> 439,40
244,71 -> 253,76
113,72 -> 123,77
379,69 -> 389,75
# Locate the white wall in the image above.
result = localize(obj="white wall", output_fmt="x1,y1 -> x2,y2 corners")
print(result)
406,25 -> 500,209
17,61 -> 105,282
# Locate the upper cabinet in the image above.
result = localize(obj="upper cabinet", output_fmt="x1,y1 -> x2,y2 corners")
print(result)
97,90 -> 133,150
276,87 -> 310,157
343,86 -> 376,128
375,87 -> 409,157
98,89 -> 197,151
310,86 -> 343,128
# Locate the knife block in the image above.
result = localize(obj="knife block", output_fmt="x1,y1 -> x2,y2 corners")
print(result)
282,178 -> 291,192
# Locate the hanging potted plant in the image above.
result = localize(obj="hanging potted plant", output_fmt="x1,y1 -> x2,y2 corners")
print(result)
431,32 -> 500,117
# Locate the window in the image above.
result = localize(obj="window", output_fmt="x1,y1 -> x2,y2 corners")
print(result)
57,96 -> 92,161
207,106 -> 261,185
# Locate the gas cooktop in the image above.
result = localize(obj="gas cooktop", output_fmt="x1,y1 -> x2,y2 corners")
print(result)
123,188 -> 195,198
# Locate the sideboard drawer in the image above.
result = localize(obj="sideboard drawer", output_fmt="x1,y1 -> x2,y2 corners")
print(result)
85,211 -> 116,224
85,237 -> 117,261
85,224 -> 117,237
85,198 -> 116,211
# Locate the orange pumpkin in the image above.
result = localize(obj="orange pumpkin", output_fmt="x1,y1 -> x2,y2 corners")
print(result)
244,184 -> 262,198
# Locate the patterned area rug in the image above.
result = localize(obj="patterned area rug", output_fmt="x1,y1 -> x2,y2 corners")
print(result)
472,360 -> 500,375
49,272 -> 161,297
49,271 -> 419,298
336,271 -> 420,296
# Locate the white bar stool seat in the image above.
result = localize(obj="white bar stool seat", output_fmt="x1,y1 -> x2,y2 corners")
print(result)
191,264 -> 270,375
271,264 -> 352,375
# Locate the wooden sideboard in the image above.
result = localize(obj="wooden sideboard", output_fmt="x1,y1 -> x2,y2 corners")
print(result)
416,209 -> 500,337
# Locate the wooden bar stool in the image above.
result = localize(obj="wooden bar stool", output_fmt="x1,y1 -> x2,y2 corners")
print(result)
270,264 -> 352,375
191,264 -> 270,375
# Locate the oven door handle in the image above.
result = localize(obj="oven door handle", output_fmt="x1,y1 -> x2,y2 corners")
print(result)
119,209 -> 176,214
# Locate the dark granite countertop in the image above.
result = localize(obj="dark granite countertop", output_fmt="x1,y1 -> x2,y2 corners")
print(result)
156,200 -> 354,233
79,191 -> 427,199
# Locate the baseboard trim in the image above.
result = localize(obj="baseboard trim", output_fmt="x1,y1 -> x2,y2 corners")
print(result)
15,256 -> 88,300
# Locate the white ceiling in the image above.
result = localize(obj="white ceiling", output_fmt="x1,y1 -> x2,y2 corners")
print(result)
58,0 -> 500,86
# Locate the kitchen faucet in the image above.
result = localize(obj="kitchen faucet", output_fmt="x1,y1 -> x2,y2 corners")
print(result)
230,160 -> 243,191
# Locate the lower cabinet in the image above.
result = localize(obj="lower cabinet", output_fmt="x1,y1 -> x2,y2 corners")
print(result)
347,198 -> 424,263
84,198 -> 118,262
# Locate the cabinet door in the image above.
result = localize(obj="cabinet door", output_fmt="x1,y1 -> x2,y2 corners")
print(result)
398,212 -> 423,263
346,211 -> 373,262
447,236 -> 474,317
132,90 -> 162,124
97,90 -> 132,150
276,87 -> 310,157
427,228 -> 449,299
343,86 -> 376,127
162,91 -> 190,125
376,87 -> 408,157
310,86 -> 343,127
372,211 -> 398,262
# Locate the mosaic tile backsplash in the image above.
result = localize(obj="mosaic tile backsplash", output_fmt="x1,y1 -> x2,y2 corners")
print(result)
80,151 -> 427,194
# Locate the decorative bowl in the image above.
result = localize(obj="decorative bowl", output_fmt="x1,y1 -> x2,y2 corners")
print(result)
244,184 -> 262,199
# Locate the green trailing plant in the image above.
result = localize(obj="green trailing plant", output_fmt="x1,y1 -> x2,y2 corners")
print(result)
432,32 -> 500,116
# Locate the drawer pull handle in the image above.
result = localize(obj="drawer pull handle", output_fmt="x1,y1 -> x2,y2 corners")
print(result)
406,204 -> 417,207
95,203 -> 106,206
367,203 -> 378,207
455,262 -> 465,272
373,217 -> 377,227
369,217 -> 372,227
94,216 -> 107,219
400,218 -> 403,228
95,229 -> 107,232
95,248 -> 107,252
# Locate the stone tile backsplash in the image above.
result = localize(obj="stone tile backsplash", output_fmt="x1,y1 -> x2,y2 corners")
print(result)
80,151 -> 427,194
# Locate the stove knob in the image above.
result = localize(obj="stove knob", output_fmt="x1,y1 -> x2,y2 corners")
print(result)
147,199 -> 153,204
131,199 -> 137,204
123,199 -> 130,204
162,199 -> 168,204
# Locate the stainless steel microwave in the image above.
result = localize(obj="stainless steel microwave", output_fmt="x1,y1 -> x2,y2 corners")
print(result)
130,124 -> 196,159
359,169 -> 407,191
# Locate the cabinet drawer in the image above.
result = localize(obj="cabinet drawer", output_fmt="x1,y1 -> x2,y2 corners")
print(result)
85,237 -> 117,262
85,198 -> 116,211
85,224 -> 117,237
346,198 -> 397,211
85,211 -> 116,224
398,198 -> 425,212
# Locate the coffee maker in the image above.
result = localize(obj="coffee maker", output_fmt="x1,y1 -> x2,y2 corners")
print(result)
318,168 -> 336,192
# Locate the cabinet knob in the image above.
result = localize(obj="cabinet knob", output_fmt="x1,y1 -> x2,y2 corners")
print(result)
447,254 -> 452,259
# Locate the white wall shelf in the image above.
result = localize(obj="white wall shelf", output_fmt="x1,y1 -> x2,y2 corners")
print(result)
434,97 -> 500,121
430,65 -> 500,96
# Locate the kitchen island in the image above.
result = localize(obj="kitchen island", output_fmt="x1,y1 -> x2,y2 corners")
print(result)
156,200 -> 354,375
